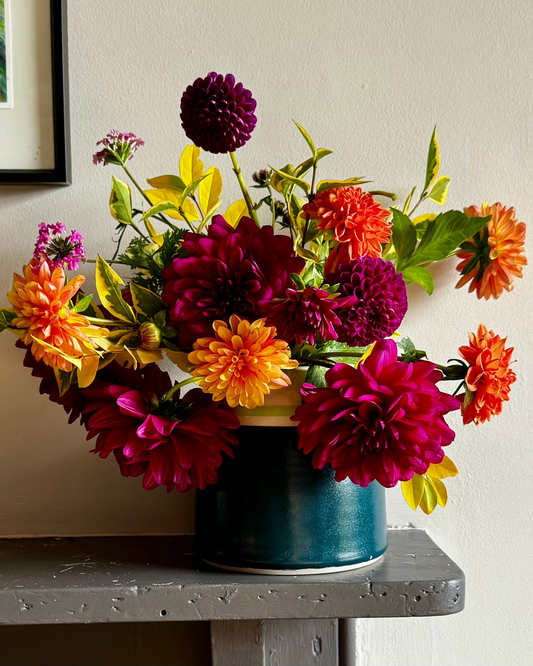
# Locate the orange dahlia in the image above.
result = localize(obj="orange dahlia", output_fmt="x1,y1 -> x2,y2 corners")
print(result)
458,324 -> 516,425
187,315 -> 298,409
456,202 -> 527,300
8,261 -> 94,372
303,186 -> 392,271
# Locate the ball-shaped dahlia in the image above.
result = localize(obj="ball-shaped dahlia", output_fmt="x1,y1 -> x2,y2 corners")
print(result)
458,324 -> 516,425
303,186 -> 392,272
456,202 -> 527,300
180,72 -> 257,154
161,215 -> 304,348
81,364 -> 239,493
292,340 -> 460,488
326,257 -> 407,347
266,286 -> 340,346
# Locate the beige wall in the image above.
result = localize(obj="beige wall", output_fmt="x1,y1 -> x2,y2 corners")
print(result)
1,0 -> 532,664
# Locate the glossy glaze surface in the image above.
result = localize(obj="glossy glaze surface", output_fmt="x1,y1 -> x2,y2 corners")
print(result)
196,427 -> 388,571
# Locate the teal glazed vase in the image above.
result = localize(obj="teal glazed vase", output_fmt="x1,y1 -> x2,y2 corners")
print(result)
195,370 -> 388,574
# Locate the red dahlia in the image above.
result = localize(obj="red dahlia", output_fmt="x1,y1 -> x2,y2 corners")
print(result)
161,215 -> 304,347
81,364 -> 239,492
292,340 -> 460,488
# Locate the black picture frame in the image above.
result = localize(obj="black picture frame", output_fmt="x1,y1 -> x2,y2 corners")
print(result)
0,0 -> 71,186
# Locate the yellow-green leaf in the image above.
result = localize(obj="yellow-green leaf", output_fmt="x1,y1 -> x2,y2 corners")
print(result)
197,199 -> 223,233
270,164 -> 294,194
54,367 -> 74,397
110,177 -> 132,225
199,166 -> 222,215
31,336 -> 82,370
144,219 -> 164,246
0,308 -> 18,333
426,476 -> 448,508
427,176 -> 451,205
141,200 -> 182,221
130,282 -> 167,318
419,478 -> 438,515
179,145 -> 204,186
295,245 -> 321,263
269,166 -> 310,195
77,355 -> 100,389
424,125 -> 440,192
316,177 -> 368,193
146,174 -> 187,191
403,186 -> 416,214
401,475 -> 425,510
426,455 -> 459,479
144,188 -> 199,221
293,120 -> 316,158
224,199 -> 248,227
180,174 -> 208,206
95,255 -> 136,323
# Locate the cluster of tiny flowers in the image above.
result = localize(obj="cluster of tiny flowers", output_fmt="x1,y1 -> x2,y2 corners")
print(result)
33,222 -> 86,271
92,130 -> 145,166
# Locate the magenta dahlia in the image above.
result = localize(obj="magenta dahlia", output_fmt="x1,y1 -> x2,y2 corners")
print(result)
161,215 -> 304,347
180,72 -> 257,154
327,257 -> 407,347
292,339 -> 460,488
266,286 -> 340,345
81,364 -> 239,492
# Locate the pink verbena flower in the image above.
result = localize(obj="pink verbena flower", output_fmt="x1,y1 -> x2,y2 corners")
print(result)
93,130 -> 144,166
292,339 -> 460,488
33,222 -> 86,271
266,286 -> 340,345
81,364 -> 240,492
161,215 -> 304,348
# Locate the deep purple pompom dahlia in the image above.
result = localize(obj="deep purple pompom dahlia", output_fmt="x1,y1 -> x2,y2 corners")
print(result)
180,72 -> 257,154
266,286 -> 341,346
292,340 -> 460,488
161,215 -> 304,347
327,257 -> 408,347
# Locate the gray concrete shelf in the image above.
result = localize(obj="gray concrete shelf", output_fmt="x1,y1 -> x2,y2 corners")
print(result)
0,529 -> 463,626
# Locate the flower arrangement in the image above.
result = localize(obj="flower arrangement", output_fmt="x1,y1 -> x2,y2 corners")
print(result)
1,72 -> 525,515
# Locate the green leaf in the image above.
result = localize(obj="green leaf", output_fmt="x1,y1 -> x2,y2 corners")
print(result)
295,245 -> 321,263
424,126 -> 440,192
406,211 -> 490,266
403,186 -> 416,214
291,273 -> 306,290
316,177 -> 367,193
54,367 -> 74,397
369,190 -> 397,201
293,149 -> 333,179
129,282 -> 167,318
391,209 -> 417,269
305,364 -> 327,388
71,294 -> 93,314
293,121 -> 316,158
95,255 -> 137,323
269,166 -> 310,195
427,176 -> 451,205
110,177 -> 133,225
141,201 -> 182,221
401,265 -> 435,295
180,174 -> 208,205
270,164 -> 294,194
146,174 -> 187,191
0,308 -> 17,333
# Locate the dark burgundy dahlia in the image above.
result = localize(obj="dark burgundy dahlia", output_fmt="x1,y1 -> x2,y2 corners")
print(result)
293,340 -> 460,488
81,364 -> 239,493
266,286 -> 340,345
180,72 -> 257,154
327,257 -> 407,347
162,215 -> 304,347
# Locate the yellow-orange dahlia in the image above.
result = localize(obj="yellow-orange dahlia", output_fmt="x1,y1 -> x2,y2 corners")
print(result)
187,315 -> 298,409
8,261 -> 94,372
458,324 -> 516,425
456,202 -> 526,300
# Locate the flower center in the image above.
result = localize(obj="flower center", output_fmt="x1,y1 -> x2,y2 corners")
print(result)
212,274 -> 251,317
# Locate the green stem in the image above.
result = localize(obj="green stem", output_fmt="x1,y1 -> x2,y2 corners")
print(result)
315,351 -> 365,359
162,375 -> 202,401
302,213 -> 311,246
191,194 -> 205,222
230,152 -> 259,227
292,355 -> 334,369
267,185 -> 276,229
86,317 -> 137,327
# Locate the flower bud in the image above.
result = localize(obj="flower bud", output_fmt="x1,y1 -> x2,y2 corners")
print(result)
139,322 -> 162,350
252,169 -> 270,185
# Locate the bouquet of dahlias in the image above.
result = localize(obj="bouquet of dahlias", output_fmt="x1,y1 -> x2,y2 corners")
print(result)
1,72 -> 525,513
